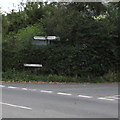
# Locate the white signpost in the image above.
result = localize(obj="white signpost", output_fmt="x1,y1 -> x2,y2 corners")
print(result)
24,36 -> 60,68
33,36 -> 46,40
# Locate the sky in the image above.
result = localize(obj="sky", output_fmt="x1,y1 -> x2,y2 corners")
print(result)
0,0 -> 27,14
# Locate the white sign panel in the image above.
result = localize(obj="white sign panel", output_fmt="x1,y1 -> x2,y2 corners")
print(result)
24,64 -> 42,67
34,36 -> 60,41
47,36 -> 56,40
34,36 -> 46,40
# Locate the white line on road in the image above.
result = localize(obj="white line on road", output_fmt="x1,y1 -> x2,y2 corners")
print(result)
106,96 -> 120,100
100,95 -> 120,100
8,86 -> 18,89
109,97 -> 120,100
57,92 -> 72,96
0,102 -> 32,110
97,97 -> 115,101
21,88 -> 28,90
0,85 -> 5,87
78,95 -> 93,98
28,89 -> 37,91
40,90 -> 53,93
2,84 -> 118,102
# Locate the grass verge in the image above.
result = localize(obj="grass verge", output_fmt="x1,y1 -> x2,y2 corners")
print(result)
2,69 -> 119,83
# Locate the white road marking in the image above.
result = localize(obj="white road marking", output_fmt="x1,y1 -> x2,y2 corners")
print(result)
97,97 -> 115,101
78,95 -> 93,98
8,86 -> 18,89
57,92 -> 72,96
110,97 -> 120,100
0,102 -> 32,110
21,88 -> 28,90
2,84 -> 118,102
28,89 -> 36,91
106,96 -> 120,100
0,85 -> 5,87
100,95 -> 120,100
40,90 -> 53,93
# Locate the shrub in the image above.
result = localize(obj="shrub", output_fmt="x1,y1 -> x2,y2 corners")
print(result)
2,24 -> 45,71
103,71 -> 119,82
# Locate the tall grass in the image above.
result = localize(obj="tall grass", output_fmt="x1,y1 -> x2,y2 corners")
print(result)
2,69 -> 119,83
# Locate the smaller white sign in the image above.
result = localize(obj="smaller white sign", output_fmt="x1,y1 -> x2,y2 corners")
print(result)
47,36 -> 56,40
24,64 -> 42,67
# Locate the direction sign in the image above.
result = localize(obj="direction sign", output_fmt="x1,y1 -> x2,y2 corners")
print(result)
33,36 -> 60,41
34,36 -> 46,40
47,36 -> 56,40
33,36 -> 60,46
24,64 -> 42,67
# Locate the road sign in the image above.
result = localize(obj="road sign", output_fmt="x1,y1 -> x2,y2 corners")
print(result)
47,36 -> 56,40
24,64 -> 42,67
33,36 -> 60,46
33,36 -> 46,40
33,36 -> 60,41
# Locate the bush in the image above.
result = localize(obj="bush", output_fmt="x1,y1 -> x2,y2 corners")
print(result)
103,71 -> 119,82
3,40 -> 118,78
2,24 -> 45,71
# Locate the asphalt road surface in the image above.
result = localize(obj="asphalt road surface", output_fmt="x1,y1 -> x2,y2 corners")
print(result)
0,83 -> 119,118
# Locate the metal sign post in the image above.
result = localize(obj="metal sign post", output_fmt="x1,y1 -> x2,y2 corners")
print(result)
26,36 -> 60,70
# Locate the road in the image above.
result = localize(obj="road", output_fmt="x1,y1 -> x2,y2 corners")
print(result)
0,83 -> 119,118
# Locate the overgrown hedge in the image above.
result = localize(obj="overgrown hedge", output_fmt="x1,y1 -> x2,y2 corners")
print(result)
2,41 -> 118,78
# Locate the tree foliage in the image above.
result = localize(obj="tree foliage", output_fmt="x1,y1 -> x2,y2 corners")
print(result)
2,2 -> 119,78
